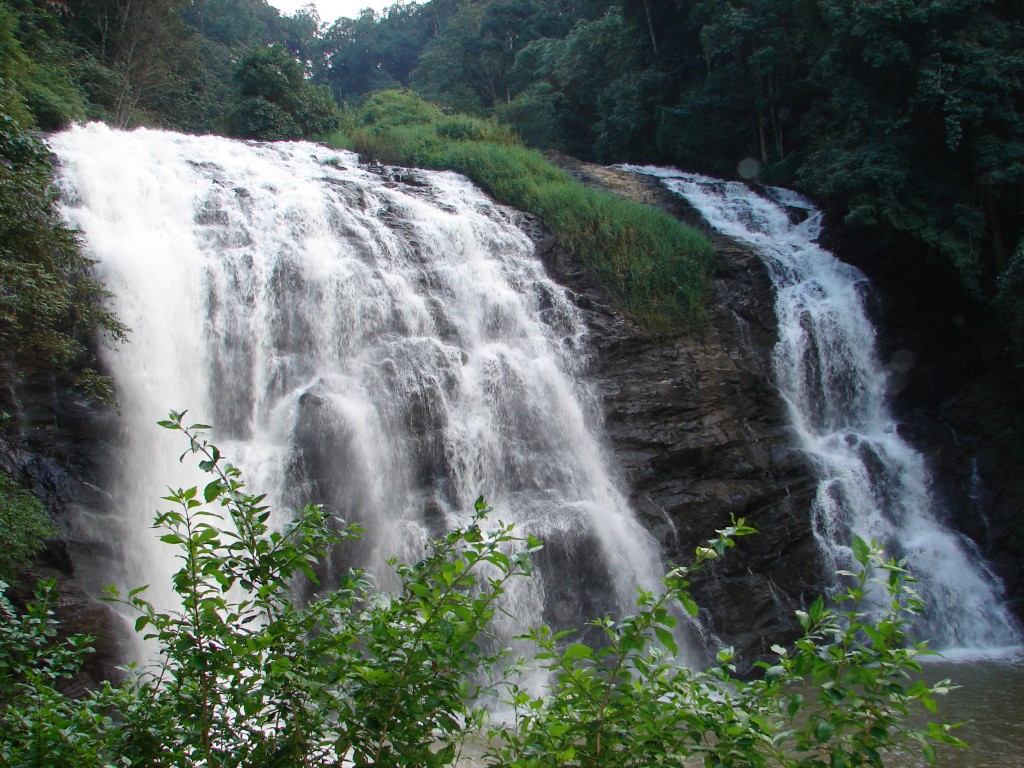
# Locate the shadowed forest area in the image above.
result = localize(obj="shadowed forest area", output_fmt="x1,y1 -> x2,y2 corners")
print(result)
1,0 -> 1023,351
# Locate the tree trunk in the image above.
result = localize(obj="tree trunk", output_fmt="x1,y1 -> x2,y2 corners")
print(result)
642,0 -> 657,56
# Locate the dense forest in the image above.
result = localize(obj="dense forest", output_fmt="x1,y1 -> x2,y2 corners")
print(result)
2,0 -> 1023,352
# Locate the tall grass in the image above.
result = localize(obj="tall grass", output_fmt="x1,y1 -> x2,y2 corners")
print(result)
327,91 -> 713,327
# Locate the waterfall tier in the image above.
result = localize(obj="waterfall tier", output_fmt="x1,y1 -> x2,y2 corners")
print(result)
52,125 -> 679,659
624,166 -> 1022,656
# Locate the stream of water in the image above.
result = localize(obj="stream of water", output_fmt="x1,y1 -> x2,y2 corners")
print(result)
624,165 -> 1024,766
51,124 -> 686,662
624,166 -> 1021,655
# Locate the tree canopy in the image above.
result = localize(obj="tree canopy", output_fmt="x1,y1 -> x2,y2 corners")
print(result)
0,0 -> 1021,352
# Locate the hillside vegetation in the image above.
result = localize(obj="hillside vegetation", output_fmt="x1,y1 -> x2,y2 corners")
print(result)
0,0 -> 1021,340
335,89 -> 713,326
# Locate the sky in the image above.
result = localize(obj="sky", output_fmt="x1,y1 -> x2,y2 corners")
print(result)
268,0 -> 395,22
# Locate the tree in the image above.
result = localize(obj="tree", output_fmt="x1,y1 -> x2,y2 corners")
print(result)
0,0 -> 88,129
315,3 -> 434,102
65,0 -> 193,127
499,7 -> 655,160
0,99 -> 126,399
795,0 -> 1024,300
228,43 -> 340,140
183,0 -> 273,47
411,0 -> 576,114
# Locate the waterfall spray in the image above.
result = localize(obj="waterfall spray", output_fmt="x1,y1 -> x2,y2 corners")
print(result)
625,166 -> 1021,656
52,125 -> 692,663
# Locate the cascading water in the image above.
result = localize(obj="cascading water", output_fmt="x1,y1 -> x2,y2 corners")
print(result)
625,166 -> 1021,656
52,124 -> 683,662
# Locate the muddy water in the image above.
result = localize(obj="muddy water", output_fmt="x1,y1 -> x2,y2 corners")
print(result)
896,659 -> 1024,768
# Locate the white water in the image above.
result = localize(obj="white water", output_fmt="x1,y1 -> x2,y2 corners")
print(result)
625,166 -> 1022,655
52,124 -> 681,662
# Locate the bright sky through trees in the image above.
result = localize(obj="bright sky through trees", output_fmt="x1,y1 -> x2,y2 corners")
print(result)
269,0 -> 393,22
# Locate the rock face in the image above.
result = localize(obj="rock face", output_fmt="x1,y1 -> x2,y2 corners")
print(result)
0,374 -> 127,688
530,159 -> 823,664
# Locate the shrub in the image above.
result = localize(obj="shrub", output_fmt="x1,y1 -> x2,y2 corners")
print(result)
105,411 -> 537,767
491,534 -> 965,768
0,470 -> 57,582
0,412 -> 962,767
0,105 -> 127,399
0,579 -> 119,767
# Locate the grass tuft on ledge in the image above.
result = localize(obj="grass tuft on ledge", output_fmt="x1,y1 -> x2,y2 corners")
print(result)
326,90 -> 713,329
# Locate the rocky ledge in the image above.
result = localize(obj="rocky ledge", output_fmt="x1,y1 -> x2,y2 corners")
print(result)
529,158 -> 822,665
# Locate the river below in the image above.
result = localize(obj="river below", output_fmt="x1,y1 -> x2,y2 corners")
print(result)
894,658 -> 1024,768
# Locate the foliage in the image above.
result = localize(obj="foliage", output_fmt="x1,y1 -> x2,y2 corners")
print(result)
409,0 -> 576,116
491,532 -> 964,768
0,105 -> 127,399
0,471 -> 56,583
337,90 -> 713,328
183,0 -> 277,48
500,7 -> 659,162
493,82 -> 566,151
106,411 -> 534,767
315,4 -> 436,102
0,423 -> 962,765
0,412 -> 962,767
228,44 -> 340,140
62,0 -> 194,128
0,0 -> 88,130
0,578 -> 122,767
0,0 -> 333,134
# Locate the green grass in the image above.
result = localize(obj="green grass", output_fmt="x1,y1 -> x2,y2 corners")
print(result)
327,90 -> 713,328
0,470 -> 57,582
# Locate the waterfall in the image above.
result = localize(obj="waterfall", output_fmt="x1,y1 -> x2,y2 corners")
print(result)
51,124 -> 679,661
625,166 -> 1021,656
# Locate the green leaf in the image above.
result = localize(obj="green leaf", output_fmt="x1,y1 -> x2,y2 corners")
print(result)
787,693 -> 803,718
764,664 -> 785,683
680,597 -> 699,617
814,720 -> 835,741
203,481 -> 223,503
851,535 -> 871,566
921,741 -> 936,767
562,643 -> 593,660
653,626 -> 678,655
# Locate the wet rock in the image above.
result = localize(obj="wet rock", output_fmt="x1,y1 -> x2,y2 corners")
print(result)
1,371 -> 126,687
525,162 -> 822,668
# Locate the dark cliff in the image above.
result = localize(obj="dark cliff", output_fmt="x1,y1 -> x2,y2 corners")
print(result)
0,375 -> 127,688
530,160 -> 823,663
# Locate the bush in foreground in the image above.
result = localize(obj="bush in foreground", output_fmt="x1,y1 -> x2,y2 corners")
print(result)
0,412 -> 962,767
